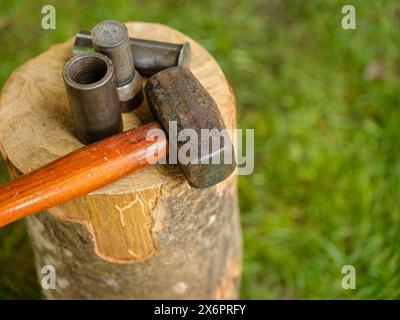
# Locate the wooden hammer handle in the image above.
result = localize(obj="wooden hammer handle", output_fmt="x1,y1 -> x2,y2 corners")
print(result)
0,122 -> 167,228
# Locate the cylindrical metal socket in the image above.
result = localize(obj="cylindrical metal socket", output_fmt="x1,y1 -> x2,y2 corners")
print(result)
62,53 -> 123,145
91,20 -> 143,112
92,20 -> 134,85
73,31 -> 191,77
130,38 -> 191,77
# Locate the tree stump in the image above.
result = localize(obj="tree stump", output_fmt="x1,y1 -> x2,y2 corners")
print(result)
0,22 -> 241,299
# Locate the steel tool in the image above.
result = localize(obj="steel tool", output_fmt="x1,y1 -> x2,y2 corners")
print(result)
73,31 -> 191,77
63,52 -> 123,144
145,67 -> 236,188
91,20 -> 144,112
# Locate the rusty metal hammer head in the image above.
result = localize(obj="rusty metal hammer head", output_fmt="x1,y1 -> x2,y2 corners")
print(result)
145,67 -> 236,188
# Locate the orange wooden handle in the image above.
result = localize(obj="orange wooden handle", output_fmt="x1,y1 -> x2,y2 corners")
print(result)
0,122 -> 167,228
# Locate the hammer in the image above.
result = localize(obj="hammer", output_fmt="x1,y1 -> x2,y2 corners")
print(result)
0,66 -> 235,228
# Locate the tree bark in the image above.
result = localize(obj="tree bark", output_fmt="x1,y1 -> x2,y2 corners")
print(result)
0,22 -> 241,299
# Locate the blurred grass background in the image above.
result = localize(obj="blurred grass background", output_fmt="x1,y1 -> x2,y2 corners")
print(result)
1,0 -> 400,299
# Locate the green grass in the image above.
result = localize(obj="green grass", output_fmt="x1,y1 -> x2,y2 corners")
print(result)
1,0 -> 400,299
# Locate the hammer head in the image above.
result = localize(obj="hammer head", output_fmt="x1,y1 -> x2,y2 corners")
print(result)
145,67 -> 236,188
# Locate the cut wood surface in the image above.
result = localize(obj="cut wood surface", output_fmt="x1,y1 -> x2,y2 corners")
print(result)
0,22 -> 241,299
